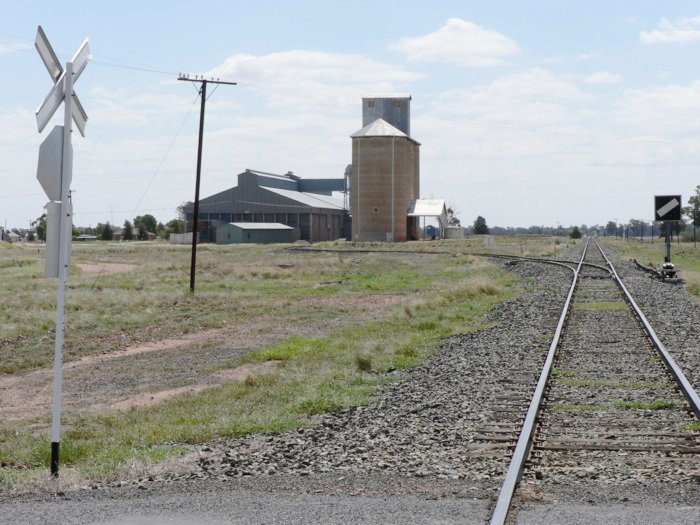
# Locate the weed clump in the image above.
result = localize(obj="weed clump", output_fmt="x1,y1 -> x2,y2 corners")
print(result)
355,352 -> 372,372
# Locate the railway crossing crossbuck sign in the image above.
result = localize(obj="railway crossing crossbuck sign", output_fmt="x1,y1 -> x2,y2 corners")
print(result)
654,195 -> 682,222
34,25 -> 91,477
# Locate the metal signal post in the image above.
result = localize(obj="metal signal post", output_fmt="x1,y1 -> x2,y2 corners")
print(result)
177,75 -> 236,293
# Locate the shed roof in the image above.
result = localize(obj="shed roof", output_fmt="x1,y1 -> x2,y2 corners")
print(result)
362,94 -> 412,100
350,118 -> 408,138
229,222 -> 293,230
408,199 -> 449,226
408,199 -> 447,217
260,186 -> 345,210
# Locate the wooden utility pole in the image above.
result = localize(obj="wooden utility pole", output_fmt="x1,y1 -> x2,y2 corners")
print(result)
177,75 -> 236,293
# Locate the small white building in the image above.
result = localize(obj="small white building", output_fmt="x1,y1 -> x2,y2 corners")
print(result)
408,199 -> 448,239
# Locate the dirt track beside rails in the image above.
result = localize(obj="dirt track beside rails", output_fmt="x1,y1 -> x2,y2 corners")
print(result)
0,293 -> 405,422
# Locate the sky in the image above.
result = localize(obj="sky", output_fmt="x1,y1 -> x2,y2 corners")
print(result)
1,1 -> 700,230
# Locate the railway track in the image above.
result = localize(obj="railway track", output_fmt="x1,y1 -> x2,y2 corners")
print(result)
489,238 -> 700,524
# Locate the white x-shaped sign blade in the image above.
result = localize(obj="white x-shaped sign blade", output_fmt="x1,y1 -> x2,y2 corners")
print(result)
35,26 -> 90,136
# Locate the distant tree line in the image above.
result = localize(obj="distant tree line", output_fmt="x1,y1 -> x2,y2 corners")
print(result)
28,209 -> 186,242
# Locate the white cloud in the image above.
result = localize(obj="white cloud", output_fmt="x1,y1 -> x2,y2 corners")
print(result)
390,18 -> 519,67
429,68 -> 587,126
0,43 -> 31,54
641,16 -> 700,44
541,56 -> 562,64
409,70 -> 700,226
87,85 -> 198,127
583,71 -> 622,84
613,80 -> 700,134
208,50 -> 423,111
578,52 -> 601,61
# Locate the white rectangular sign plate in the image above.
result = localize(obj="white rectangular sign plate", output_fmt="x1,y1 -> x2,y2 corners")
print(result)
657,198 -> 679,218
35,26 -> 62,82
70,39 -> 91,82
36,73 -> 66,133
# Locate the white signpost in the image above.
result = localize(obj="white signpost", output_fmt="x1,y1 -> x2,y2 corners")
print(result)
34,25 -> 90,477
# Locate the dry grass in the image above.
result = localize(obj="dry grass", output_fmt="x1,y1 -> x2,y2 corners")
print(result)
0,238 -> 520,490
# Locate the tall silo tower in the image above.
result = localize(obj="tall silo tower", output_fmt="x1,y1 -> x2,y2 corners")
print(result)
350,118 -> 420,242
362,95 -> 411,136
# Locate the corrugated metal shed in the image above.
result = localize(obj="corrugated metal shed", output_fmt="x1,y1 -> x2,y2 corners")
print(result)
216,222 -> 295,244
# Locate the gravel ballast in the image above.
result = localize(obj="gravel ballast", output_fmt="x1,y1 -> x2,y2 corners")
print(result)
195,258 -> 573,496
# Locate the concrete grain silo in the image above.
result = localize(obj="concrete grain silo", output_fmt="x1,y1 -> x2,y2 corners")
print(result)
350,118 -> 420,242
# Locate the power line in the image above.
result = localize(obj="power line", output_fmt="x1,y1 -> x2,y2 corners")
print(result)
91,59 -> 176,76
129,92 -> 201,217
0,31 -> 179,77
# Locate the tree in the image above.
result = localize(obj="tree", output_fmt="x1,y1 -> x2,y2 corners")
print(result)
32,213 -> 47,241
133,214 -> 157,233
97,222 -> 114,241
684,185 -> 700,247
166,219 -> 184,234
27,231 -> 35,242
570,226 -> 582,239
176,202 -> 191,221
137,226 -> 148,241
446,204 -> 461,226
122,220 -> 134,241
604,221 -> 617,237
473,216 -> 489,235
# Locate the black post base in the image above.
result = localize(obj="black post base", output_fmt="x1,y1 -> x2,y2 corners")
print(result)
50,441 -> 60,477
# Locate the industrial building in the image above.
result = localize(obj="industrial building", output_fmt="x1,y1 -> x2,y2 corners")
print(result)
183,169 -> 348,243
350,96 -> 421,242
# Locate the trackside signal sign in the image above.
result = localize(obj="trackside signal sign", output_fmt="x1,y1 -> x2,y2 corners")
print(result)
655,195 -> 682,221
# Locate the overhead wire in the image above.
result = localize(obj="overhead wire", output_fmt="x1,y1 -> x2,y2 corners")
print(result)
128,92 -> 201,218
0,30 -> 181,77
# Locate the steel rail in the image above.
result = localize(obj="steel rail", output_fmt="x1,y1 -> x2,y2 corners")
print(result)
489,238 -> 589,525
594,239 -> 700,418
284,246 -> 609,274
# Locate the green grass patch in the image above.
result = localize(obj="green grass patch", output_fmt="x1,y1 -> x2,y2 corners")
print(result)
243,336 -> 319,362
576,301 -> 628,312
614,400 -> 675,410
686,421 -> 700,431
551,368 -> 576,377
